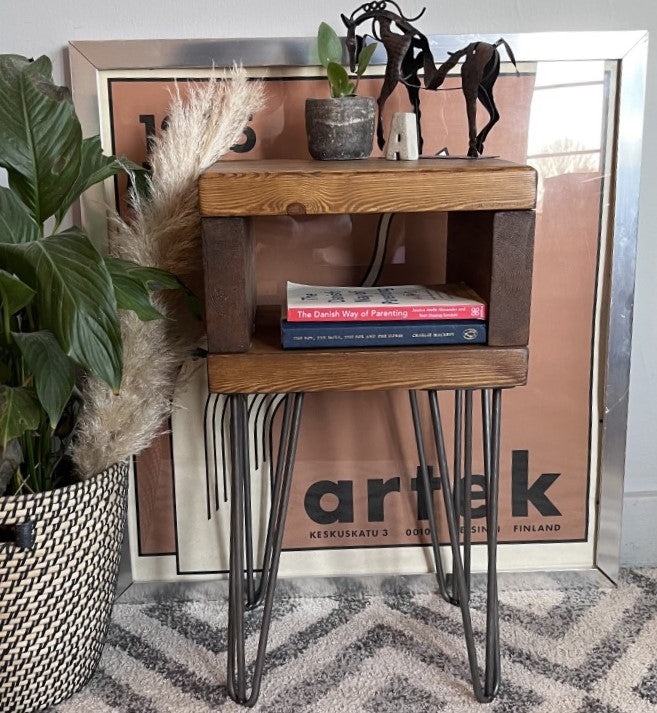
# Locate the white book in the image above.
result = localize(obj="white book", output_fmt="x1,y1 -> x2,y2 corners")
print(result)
285,282 -> 486,322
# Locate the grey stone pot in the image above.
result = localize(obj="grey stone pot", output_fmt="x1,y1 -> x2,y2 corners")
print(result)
305,96 -> 376,160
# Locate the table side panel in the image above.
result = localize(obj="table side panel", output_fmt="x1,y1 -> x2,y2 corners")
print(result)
201,216 -> 255,352
447,210 -> 536,346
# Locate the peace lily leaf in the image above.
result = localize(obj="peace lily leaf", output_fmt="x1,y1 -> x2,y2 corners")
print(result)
318,23 -> 343,68
105,257 -> 166,321
0,187 -> 40,244
0,55 -> 82,224
0,230 -> 122,391
1,55 -> 36,68
0,385 -> 40,449
113,260 -> 202,319
0,438 -> 22,494
129,167 -> 151,203
55,136 -> 143,225
105,256 -> 203,320
0,269 -> 35,315
7,55 -> 51,79
106,258 -> 183,291
12,331 -> 76,427
356,42 -> 378,76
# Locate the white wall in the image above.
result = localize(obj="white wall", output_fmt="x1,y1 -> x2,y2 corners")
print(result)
1,0 -> 655,562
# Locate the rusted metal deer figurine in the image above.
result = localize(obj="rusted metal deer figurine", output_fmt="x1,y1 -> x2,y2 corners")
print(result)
341,2 -> 439,153
342,2 -> 518,157
432,38 -> 518,157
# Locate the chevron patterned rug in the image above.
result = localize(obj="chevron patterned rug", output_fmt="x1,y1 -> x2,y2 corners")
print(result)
50,568 -> 657,713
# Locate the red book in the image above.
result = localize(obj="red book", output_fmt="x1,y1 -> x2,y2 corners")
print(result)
285,282 -> 486,322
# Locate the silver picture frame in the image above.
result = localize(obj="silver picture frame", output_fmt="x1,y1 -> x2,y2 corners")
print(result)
69,31 -> 648,591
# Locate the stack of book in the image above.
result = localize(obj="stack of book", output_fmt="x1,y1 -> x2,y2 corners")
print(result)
281,282 -> 487,349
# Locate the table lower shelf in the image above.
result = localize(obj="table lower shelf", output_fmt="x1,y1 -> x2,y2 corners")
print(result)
207,320 -> 528,394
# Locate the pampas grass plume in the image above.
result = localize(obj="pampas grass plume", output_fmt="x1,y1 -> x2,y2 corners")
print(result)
71,67 -> 264,477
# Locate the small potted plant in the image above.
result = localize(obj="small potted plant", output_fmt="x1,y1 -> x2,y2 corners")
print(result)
306,22 -> 378,160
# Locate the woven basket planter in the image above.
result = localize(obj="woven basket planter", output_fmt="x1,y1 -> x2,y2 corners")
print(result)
0,461 -> 129,713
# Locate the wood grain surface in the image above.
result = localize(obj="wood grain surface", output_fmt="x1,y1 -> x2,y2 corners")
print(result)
199,158 -> 537,216
133,429 -> 176,555
447,210 -> 536,346
201,217 -> 255,352
207,311 -> 528,393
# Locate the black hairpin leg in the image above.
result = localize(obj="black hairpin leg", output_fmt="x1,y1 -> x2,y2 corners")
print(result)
227,394 -> 288,612
241,398 -> 256,607
226,392 -> 304,706
409,387 -> 502,702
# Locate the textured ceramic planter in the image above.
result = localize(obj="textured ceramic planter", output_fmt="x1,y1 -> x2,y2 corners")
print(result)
305,96 -> 376,160
0,462 -> 129,713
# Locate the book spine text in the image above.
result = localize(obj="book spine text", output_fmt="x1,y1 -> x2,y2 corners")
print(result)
281,322 -> 487,349
287,305 -> 486,322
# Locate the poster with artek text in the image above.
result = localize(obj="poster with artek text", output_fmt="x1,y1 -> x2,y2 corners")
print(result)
102,61 -> 611,578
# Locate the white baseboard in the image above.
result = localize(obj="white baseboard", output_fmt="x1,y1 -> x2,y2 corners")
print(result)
621,491 -> 657,566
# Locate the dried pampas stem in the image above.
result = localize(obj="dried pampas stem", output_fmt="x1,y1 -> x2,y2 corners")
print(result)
71,67 -> 265,478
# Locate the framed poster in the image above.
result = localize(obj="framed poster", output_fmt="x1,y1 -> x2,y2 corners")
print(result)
69,31 -> 646,586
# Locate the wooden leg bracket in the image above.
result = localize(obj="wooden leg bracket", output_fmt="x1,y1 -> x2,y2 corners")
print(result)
447,210 -> 535,347
201,216 -> 256,353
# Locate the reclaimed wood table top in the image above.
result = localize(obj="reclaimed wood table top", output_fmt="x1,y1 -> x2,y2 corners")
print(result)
199,157 -> 537,216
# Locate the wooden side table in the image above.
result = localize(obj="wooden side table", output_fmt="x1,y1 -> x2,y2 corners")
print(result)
199,158 -> 537,706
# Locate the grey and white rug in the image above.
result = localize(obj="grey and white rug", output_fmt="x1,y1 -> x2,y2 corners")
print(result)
51,569 -> 657,713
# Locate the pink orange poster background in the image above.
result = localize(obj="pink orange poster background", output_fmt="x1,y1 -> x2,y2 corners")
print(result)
108,66 -> 606,557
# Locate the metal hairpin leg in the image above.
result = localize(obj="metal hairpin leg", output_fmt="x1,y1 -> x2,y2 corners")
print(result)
409,387 -> 502,702
226,392 -> 304,706
248,395 -> 288,610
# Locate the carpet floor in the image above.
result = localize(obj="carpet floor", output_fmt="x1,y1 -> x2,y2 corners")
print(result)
50,568 -> 657,713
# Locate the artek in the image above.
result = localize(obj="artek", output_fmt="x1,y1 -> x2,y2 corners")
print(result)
303,449 -> 561,524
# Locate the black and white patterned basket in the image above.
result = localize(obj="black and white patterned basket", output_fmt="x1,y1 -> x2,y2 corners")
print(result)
0,461 -> 129,713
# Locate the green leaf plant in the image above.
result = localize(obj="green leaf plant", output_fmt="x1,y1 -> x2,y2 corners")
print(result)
317,22 -> 378,98
0,54 -> 182,495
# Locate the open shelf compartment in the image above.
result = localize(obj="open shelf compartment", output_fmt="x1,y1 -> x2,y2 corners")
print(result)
207,308 -> 528,394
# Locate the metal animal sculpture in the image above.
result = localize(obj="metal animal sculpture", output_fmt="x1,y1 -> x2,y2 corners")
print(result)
342,2 -> 518,157
341,2 -> 440,153
435,39 -> 518,157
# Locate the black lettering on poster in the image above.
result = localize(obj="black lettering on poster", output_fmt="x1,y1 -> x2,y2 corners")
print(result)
410,466 -> 440,520
511,450 -> 561,517
304,480 -> 354,524
302,448 -> 562,533
411,467 -> 487,520
367,477 -> 401,521
139,113 -> 257,163
230,126 -> 257,153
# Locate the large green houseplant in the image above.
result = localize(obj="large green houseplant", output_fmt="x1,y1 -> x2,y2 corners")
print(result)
0,54 -> 183,713
0,55 -> 181,497
0,53 -> 264,713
